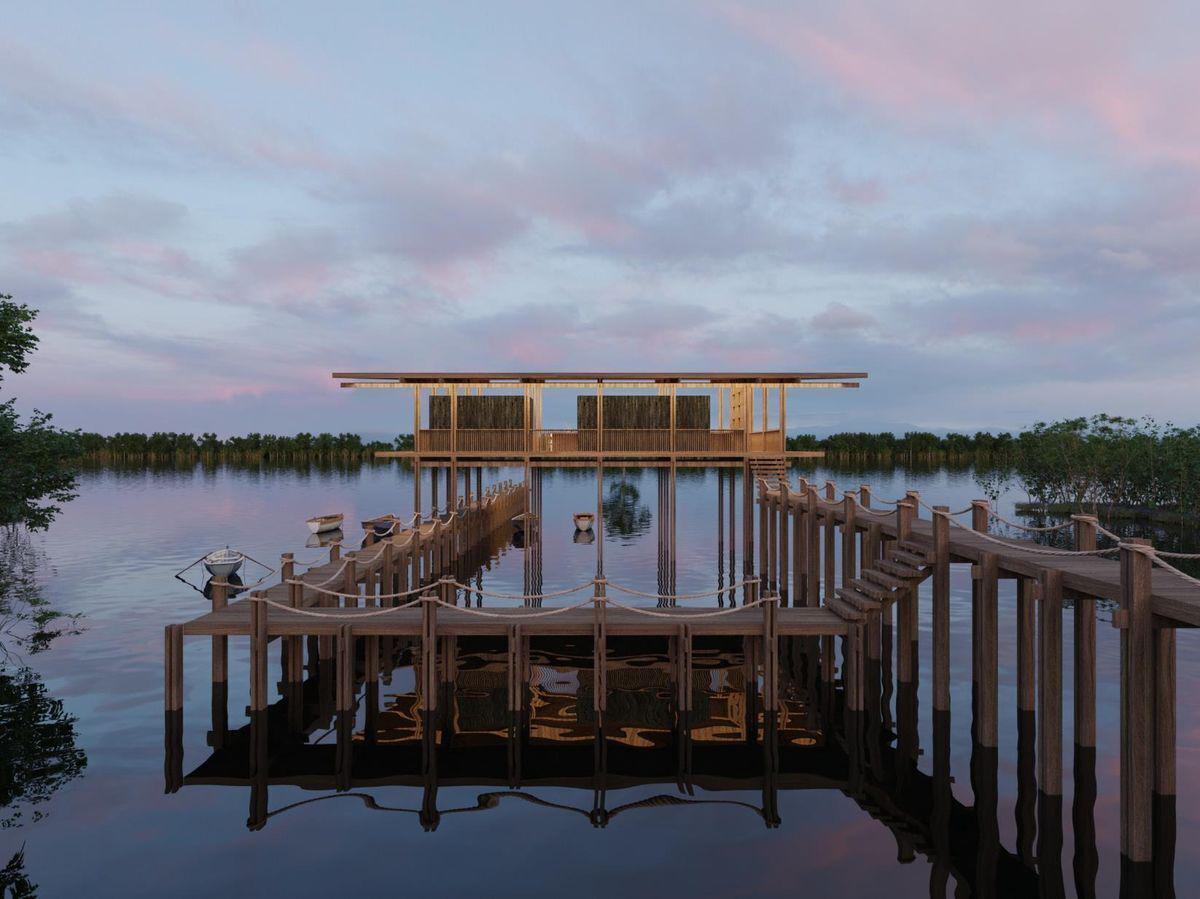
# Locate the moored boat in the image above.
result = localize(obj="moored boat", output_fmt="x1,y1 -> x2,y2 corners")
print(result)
203,547 -> 244,579
573,512 -> 594,531
307,513 -> 344,534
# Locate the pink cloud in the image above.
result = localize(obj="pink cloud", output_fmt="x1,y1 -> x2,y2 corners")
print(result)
717,1 -> 1200,170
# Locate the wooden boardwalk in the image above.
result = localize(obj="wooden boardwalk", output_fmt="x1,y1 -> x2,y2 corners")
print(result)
164,466 -> 1195,891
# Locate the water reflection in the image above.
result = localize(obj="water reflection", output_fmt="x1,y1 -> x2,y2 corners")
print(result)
0,530 -> 87,841
167,629 -> 1142,897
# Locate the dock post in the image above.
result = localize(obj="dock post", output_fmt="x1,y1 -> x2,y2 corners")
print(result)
1120,539 -> 1154,872
209,576 -> 229,749
895,499 -> 914,686
823,481 -> 836,601
806,486 -> 820,608
977,552 -> 999,748
250,592 -> 268,715
283,556 -> 304,732
758,479 -> 769,586
1039,567 -> 1063,795
792,487 -> 804,606
778,481 -> 789,605
931,506 -> 950,712
593,579 -> 608,732
763,595 -> 778,721
329,539 -> 341,563
421,591 -> 439,716
164,624 -> 184,793
1155,622 -> 1177,898
335,623 -> 354,791
1072,515 -> 1098,750
342,554 -> 358,608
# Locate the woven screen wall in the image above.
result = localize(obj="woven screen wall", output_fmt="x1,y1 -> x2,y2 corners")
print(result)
428,395 -> 527,429
577,395 -> 710,429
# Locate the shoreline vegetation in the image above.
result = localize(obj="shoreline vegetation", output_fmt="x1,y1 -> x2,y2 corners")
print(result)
69,415 -> 1200,523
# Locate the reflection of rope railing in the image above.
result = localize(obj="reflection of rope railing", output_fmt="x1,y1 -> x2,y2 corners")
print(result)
605,578 -> 759,601
452,580 -> 595,601
285,577 -> 432,601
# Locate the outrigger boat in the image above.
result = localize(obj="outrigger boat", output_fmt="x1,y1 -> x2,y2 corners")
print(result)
573,512 -> 594,531
203,547 -> 244,579
307,513 -> 344,534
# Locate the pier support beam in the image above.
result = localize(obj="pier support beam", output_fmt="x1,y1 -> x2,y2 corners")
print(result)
932,506 -> 950,712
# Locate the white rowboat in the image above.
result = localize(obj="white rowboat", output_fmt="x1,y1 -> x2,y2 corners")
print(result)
203,548 -> 245,579
307,513 -> 344,534
573,512 -> 595,531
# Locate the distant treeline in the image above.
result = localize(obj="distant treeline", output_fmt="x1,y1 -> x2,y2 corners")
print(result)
77,431 -> 415,464
788,430 -> 1016,461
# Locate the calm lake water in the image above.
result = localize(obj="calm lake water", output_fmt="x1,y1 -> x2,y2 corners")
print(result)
2,462 -> 1198,897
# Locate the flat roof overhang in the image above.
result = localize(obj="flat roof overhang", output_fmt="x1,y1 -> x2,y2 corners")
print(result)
334,371 -> 867,387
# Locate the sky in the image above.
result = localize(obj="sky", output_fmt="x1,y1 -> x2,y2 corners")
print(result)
2,1 -> 1199,437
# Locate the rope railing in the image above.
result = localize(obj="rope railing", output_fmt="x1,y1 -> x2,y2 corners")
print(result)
245,592 -> 782,620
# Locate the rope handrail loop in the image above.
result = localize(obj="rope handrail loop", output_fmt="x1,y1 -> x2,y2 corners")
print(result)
604,577 -> 760,602
941,513 -> 1120,556
986,509 -> 1075,533
247,593 -> 437,618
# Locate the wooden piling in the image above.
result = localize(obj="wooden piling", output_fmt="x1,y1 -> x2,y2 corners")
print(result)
977,552 -> 999,748
932,505 -> 950,712
1016,578 -> 1036,713
823,481 -> 836,601
778,481 -> 789,605
1039,567 -> 1064,796
250,592 -> 268,714
806,486 -> 820,607
1073,515 -> 1097,750
1120,539 -> 1153,863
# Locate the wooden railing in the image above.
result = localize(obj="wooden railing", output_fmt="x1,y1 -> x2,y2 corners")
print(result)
453,429 -> 526,453
418,428 -> 759,453
418,429 -> 452,452
749,430 -> 783,452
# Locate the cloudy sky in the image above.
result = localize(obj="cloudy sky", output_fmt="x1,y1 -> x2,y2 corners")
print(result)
3,2 -> 1198,437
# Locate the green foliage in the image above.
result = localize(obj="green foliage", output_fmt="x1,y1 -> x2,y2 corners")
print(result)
997,414 -> 1200,515
0,403 -> 80,532
786,430 -> 1012,461
76,431 -> 410,465
0,298 -> 80,531
0,296 -> 37,384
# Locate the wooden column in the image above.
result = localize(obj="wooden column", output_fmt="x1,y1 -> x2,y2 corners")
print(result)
250,592 -> 268,714
823,481 -> 836,601
806,485 -> 820,607
759,479 -> 769,584
778,481 -> 790,606
1039,567 -> 1063,795
977,552 -> 999,748
932,506 -> 950,712
1073,515 -> 1097,750
1016,577 -> 1036,714
1120,539 -> 1153,863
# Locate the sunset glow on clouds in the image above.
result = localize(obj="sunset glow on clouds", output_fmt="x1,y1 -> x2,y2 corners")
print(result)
2,2 -> 1198,435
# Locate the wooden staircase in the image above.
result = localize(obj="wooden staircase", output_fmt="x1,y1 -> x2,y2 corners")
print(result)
829,539 -> 936,621
749,457 -> 787,486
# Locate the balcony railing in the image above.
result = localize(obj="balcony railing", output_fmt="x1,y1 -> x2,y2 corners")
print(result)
416,428 -> 763,454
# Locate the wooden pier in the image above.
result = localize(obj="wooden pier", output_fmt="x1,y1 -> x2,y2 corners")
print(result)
163,370 -> 1197,894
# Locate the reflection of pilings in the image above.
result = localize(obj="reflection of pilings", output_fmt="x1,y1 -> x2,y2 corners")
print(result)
971,741 -> 1000,898
1016,709 -> 1037,867
1072,741 -> 1098,897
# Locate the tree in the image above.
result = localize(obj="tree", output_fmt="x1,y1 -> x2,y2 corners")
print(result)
0,297 -> 79,530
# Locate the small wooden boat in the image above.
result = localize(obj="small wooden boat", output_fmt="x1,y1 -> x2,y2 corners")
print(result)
203,547 -> 244,579
573,512 -> 595,531
307,513 -> 344,534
